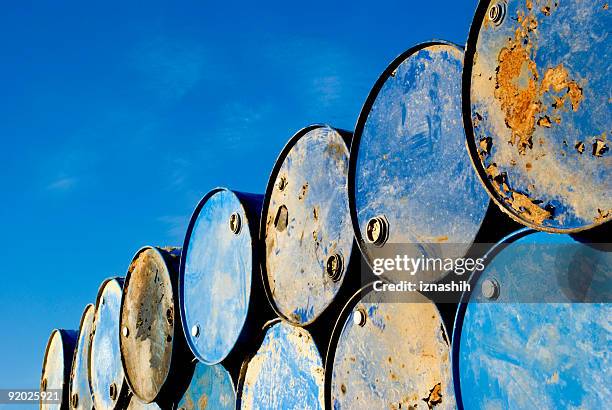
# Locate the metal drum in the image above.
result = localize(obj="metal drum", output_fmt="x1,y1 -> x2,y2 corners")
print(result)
40,329 -> 78,410
349,42 -> 491,281
68,304 -> 95,410
120,246 -> 193,406
261,125 -> 357,326
453,229 -> 611,409
90,278 -> 130,409
464,0 -> 611,232
180,188 -> 271,367
238,320 -> 325,409
326,284 -> 455,409
176,363 -> 236,410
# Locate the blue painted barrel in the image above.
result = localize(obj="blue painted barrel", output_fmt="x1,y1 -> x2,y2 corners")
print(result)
326,284 -> 455,409
238,320 -> 325,409
349,41 -> 491,280
68,304 -> 95,410
120,246 -> 194,406
261,125 -> 357,326
176,363 -> 236,410
464,0 -> 611,232
90,278 -> 130,409
180,187 -> 272,367
40,328 -> 78,410
453,229 -> 611,409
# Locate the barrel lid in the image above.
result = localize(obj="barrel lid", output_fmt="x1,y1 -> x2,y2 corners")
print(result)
326,283 -> 455,409
176,363 -> 235,410
349,42 -> 489,279
180,188 -> 254,364
452,229 -> 612,408
41,329 -> 78,410
90,277 -> 129,410
69,304 -> 95,410
238,320 -> 324,409
120,247 -> 179,403
464,0 -> 611,232
262,125 -> 354,325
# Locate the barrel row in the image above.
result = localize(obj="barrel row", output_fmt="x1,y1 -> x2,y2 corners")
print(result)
41,1 -> 609,409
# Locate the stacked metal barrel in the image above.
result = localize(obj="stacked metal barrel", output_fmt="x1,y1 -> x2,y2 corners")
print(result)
40,1 -> 610,409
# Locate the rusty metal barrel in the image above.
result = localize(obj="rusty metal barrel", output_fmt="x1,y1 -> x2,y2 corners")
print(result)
176,363 -> 236,410
237,320 -> 325,409
453,229 -> 611,409
40,329 -> 78,410
326,284 -> 455,409
463,0 -> 611,232
119,246 -> 194,407
261,124 -> 358,326
348,41 -> 496,281
90,278 -> 130,409
180,187 -> 273,370
68,304 -> 94,410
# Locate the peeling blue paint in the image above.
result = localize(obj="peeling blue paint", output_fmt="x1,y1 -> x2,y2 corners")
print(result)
180,188 -> 262,364
263,125 -> 354,326
329,286 -> 455,409
239,321 -> 324,409
351,42 -> 489,279
90,277 -> 129,409
176,363 -> 235,410
454,230 -> 612,409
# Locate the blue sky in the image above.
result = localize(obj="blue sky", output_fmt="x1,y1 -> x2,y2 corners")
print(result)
0,0 -> 476,398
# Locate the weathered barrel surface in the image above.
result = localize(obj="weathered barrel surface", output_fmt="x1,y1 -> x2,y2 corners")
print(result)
120,246 -> 186,404
68,304 -> 94,410
238,321 -> 325,410
126,396 -> 161,410
90,278 -> 130,409
41,329 -> 78,410
180,188 -> 264,365
349,42 -> 489,280
464,0 -> 611,232
176,363 -> 235,410
453,230 -> 611,409
327,285 -> 455,410
262,125 -> 355,326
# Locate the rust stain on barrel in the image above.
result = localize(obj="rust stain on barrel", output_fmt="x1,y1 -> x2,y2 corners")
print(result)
122,248 -> 175,403
494,6 -> 584,157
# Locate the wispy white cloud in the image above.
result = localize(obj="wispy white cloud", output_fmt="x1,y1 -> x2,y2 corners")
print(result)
157,214 -> 189,243
46,176 -> 78,192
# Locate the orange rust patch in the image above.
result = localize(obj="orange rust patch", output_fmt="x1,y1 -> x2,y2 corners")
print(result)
198,393 -> 208,409
508,192 -> 552,224
494,3 -> 585,156
537,116 -> 552,128
595,209 -> 611,224
592,138 -> 609,157
423,383 -> 443,409
541,64 -> 584,111
495,43 -> 540,154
